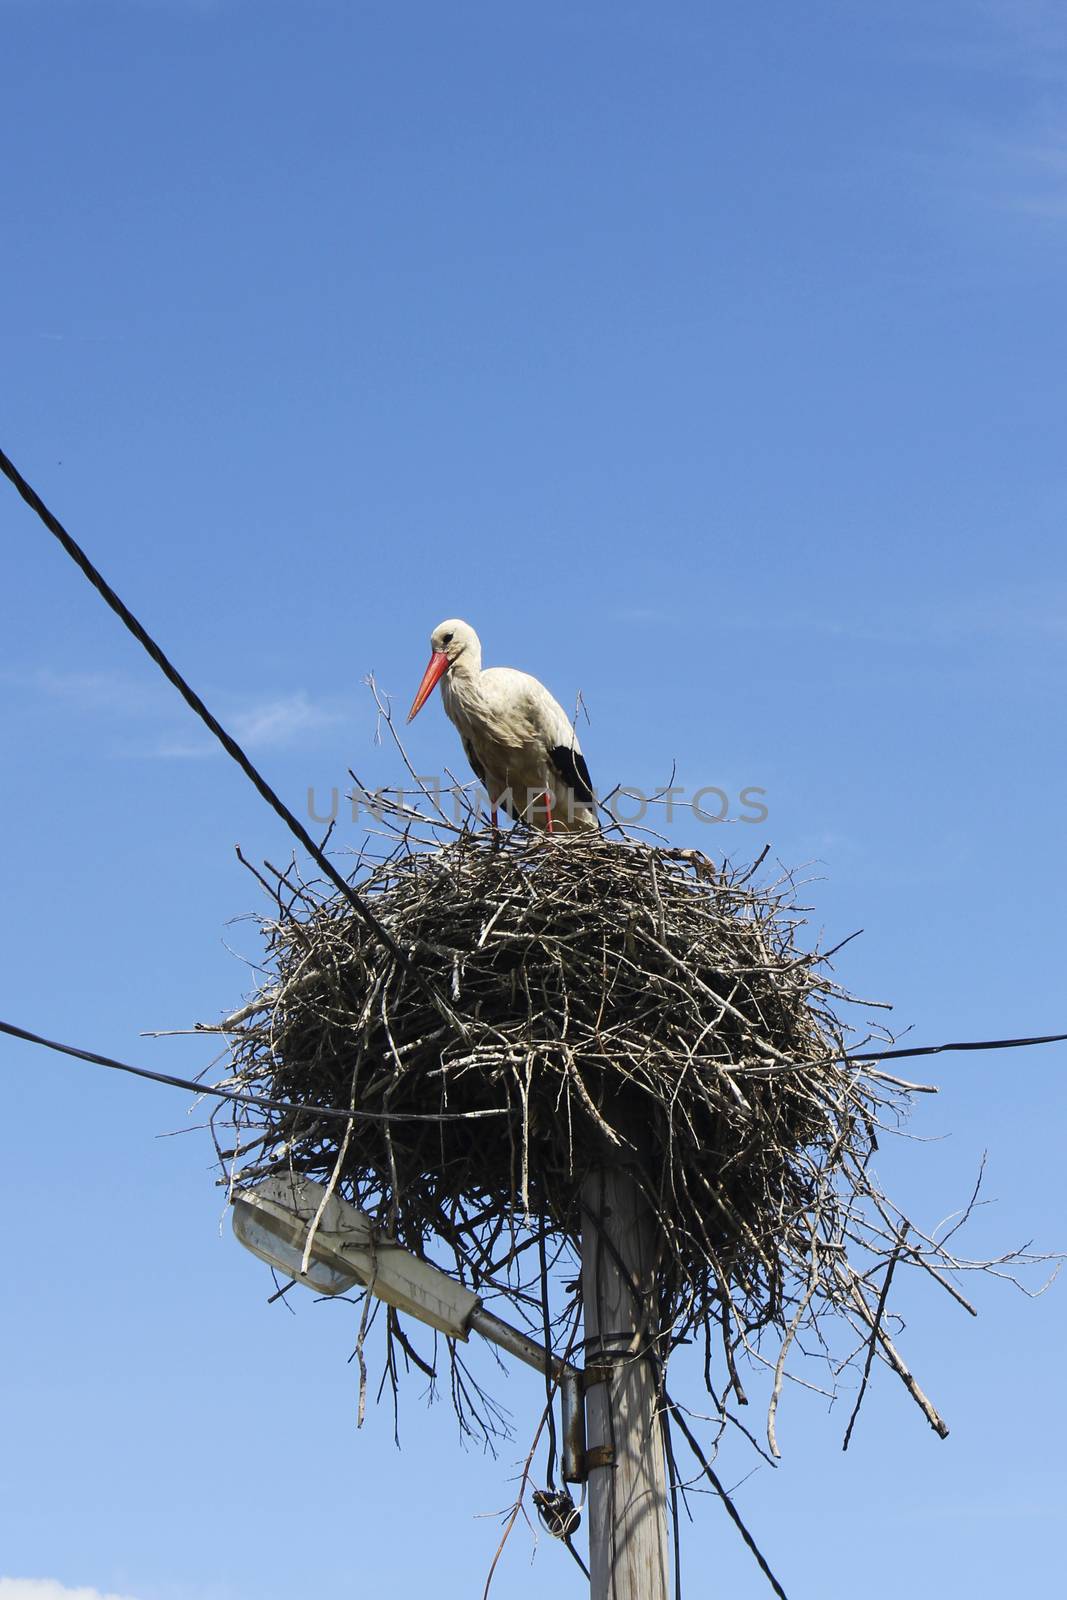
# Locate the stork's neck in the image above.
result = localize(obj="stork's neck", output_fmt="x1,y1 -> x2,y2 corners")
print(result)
449,639 -> 483,683
441,639 -> 482,723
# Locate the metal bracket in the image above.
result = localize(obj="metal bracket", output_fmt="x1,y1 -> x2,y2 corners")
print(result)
584,1444 -> 615,1472
582,1361 -> 617,1390
470,1306 -> 586,1485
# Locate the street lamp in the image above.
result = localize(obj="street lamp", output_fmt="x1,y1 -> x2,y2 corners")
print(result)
232,1174 -> 585,1483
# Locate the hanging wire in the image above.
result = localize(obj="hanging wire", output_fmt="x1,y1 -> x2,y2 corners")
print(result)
0,1017 -> 505,1125
0,444 -> 464,1039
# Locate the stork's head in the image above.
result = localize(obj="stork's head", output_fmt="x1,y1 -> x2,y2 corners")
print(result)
407,618 -> 480,721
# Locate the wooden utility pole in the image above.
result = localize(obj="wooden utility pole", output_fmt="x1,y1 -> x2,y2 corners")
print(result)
582,1164 -> 670,1600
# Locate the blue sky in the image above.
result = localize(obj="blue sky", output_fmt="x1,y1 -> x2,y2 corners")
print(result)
1,2 -> 1064,1596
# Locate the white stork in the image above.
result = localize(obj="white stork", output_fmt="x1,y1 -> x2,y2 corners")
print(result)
406,618 -> 598,834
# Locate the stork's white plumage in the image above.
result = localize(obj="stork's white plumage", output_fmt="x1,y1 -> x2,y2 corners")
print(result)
406,619 -> 598,833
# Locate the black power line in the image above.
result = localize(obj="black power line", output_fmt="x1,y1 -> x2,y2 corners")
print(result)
0,444 -> 463,1037
855,1032 -> 1067,1063
0,1018 -> 503,1125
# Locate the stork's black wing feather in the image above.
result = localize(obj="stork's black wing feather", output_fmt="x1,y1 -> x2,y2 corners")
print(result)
462,737 -> 486,787
549,744 -> 594,804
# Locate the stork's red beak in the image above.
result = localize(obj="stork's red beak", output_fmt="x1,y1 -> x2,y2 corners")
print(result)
407,650 -> 450,722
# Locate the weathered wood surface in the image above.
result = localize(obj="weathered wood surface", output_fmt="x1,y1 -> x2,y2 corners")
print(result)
582,1164 -> 670,1600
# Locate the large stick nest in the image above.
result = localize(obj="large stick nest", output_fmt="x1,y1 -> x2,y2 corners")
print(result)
215,825 -> 952,1392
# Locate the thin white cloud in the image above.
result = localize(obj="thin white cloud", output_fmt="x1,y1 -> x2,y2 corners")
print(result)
882,6 -> 1067,226
153,692 -> 343,759
714,584 -> 1067,647
3,667 -> 344,758
955,117 -> 1067,222
151,735 -> 216,760
228,692 -> 342,751
930,587 -> 1067,639
910,1 -> 1067,80
11,669 -> 164,716
977,0 -> 1067,70
608,605 -> 681,626
0,1 -> 229,10
0,1581 -> 143,1600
